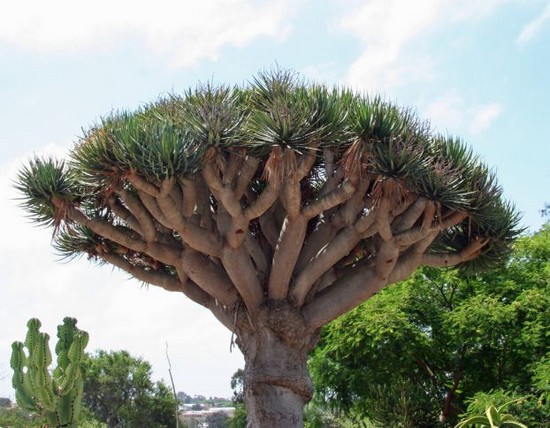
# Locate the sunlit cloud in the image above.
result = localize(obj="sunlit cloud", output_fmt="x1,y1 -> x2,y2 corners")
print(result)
517,2 -> 550,44
470,103 -> 504,134
340,0 -> 439,93
424,93 -> 465,132
338,0 -> 513,93
423,94 -> 503,135
300,62 -> 341,84
0,0 -> 294,67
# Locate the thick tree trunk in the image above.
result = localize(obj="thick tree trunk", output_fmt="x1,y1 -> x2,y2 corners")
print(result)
236,303 -> 318,427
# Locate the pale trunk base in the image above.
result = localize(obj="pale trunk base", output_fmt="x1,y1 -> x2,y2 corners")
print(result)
236,304 -> 317,427
245,381 -> 308,427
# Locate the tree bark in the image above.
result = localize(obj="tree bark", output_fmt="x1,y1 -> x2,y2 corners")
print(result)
236,302 -> 318,427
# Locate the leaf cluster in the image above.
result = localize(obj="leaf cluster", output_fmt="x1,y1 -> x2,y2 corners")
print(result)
15,69 -> 521,272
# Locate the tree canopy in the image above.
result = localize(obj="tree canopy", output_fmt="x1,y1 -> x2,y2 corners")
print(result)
17,70 -> 520,328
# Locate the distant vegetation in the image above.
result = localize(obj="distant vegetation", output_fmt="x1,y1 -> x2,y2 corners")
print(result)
177,391 -> 233,408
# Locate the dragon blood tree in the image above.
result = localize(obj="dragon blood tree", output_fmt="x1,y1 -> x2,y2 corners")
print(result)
17,71 -> 520,427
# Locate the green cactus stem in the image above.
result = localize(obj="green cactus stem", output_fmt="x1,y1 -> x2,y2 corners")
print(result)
10,317 -> 89,427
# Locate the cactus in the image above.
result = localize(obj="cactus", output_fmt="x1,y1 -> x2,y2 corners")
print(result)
10,317 -> 89,427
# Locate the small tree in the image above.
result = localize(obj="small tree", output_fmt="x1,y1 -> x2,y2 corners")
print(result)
230,369 -> 245,404
81,350 -> 177,427
16,70 -> 520,426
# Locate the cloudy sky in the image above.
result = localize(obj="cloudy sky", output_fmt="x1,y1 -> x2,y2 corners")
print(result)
1,0 -> 549,399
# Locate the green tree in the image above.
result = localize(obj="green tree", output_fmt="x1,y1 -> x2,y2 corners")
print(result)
81,350 -> 177,427
230,369 -> 245,404
309,223 -> 550,426
228,369 -> 247,428
228,406 -> 247,428
16,70 -> 520,427
177,391 -> 193,404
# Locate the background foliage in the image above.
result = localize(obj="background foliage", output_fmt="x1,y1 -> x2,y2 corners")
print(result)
79,350 -> 177,427
309,222 -> 550,427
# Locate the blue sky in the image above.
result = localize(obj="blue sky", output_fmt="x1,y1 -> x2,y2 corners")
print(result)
1,0 -> 549,399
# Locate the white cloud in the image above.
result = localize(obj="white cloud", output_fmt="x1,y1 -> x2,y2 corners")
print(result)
340,0 -> 440,93
423,93 -> 465,132
517,2 -> 550,44
423,94 -> 504,135
470,103 -> 504,133
0,0 -> 293,67
338,0 -> 512,92
447,0 -> 513,21
300,62 -> 341,84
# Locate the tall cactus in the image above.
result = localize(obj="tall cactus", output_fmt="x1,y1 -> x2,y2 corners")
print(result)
10,317 -> 89,427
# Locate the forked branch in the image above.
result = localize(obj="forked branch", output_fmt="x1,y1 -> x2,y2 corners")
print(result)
423,237 -> 489,267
